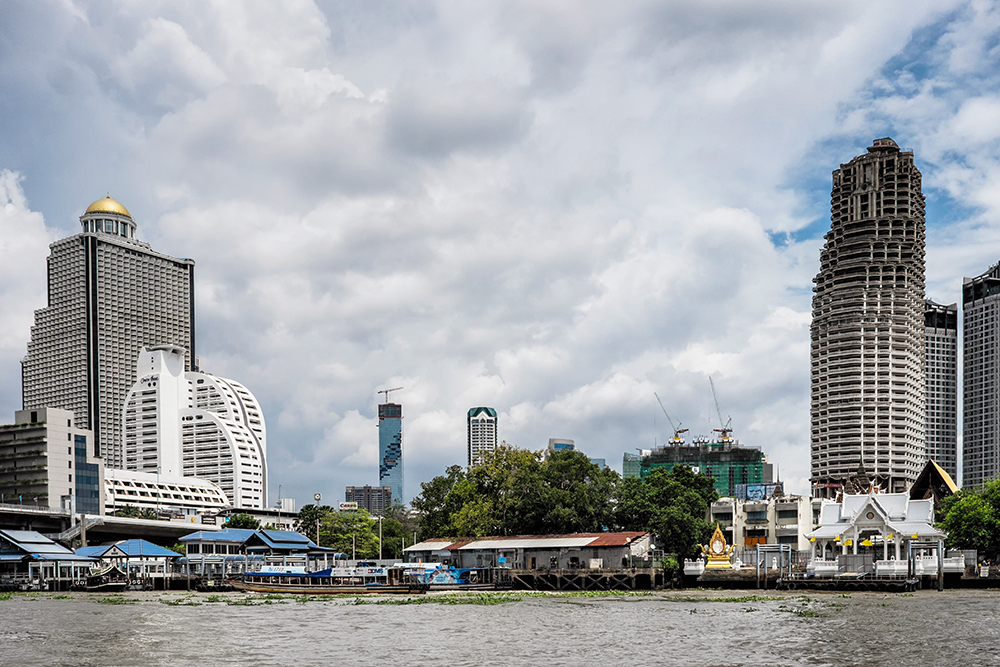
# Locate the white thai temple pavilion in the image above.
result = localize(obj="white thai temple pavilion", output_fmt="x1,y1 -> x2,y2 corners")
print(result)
805,490 -> 963,576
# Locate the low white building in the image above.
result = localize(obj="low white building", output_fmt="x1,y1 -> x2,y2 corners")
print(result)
104,468 -> 231,518
122,345 -> 267,509
708,492 -> 813,552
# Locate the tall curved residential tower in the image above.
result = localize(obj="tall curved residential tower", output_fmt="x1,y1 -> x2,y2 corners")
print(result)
810,138 -> 926,497
122,345 -> 267,508
21,197 -> 195,468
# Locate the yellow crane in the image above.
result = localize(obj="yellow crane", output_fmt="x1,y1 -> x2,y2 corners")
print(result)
654,392 -> 688,446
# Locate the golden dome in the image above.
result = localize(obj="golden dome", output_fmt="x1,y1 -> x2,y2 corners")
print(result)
85,195 -> 131,218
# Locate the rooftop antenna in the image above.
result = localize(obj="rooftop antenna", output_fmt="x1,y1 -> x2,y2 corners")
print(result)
378,387 -> 404,404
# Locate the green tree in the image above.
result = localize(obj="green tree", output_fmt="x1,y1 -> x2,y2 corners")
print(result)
411,465 -> 467,538
168,542 -> 186,555
615,464 -> 718,559
224,513 -> 261,530
318,509 -> 380,558
294,504 -> 334,536
116,505 -> 141,518
533,449 -> 619,534
938,480 -> 1000,552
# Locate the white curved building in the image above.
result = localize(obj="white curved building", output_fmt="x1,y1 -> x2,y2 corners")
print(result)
104,469 -> 231,517
123,345 -> 267,509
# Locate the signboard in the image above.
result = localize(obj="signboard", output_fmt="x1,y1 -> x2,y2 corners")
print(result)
339,502 -> 359,511
258,566 -> 306,575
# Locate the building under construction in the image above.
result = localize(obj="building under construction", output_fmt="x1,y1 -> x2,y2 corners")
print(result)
810,137 -> 926,497
636,438 -> 773,497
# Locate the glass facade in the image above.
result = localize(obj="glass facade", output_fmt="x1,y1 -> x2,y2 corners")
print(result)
74,435 -> 101,514
378,403 -> 403,504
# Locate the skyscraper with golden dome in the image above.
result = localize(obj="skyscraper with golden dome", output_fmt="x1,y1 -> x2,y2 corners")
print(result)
21,196 -> 196,469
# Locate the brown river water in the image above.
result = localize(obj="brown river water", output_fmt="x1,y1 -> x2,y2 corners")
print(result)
0,588 -> 996,666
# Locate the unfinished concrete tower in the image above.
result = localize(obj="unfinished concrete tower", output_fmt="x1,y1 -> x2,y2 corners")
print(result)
810,138 -> 926,497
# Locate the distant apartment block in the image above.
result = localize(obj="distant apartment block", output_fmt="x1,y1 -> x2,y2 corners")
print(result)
547,438 -> 575,452
21,196 -> 195,469
467,407 -> 498,466
378,403 -> 403,504
0,408 -> 103,514
963,262 -> 1000,488
345,485 -> 394,514
811,138 -> 926,496
925,300 -> 958,480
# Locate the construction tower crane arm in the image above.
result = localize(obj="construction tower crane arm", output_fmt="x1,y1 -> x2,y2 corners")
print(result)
378,386 -> 404,403
709,376 -> 733,439
654,392 -> 689,443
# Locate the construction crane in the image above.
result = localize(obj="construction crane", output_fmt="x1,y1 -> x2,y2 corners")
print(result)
654,392 -> 688,445
709,376 -> 733,442
378,386 -> 404,404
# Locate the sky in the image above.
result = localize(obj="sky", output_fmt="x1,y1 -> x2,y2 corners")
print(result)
2,1 -> 1000,506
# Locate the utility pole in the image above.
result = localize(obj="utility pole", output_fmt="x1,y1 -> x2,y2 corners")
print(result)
378,517 -> 383,561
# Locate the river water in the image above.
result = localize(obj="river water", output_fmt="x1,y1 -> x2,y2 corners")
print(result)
1,588 -> 997,666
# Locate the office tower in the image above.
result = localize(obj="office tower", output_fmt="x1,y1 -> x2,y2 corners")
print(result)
924,300 -> 958,480
467,406 -> 498,466
345,485 -> 393,514
378,402 -> 403,504
963,262 -> 1000,488
21,196 -> 195,469
0,408 -> 103,514
810,138 -> 926,496
121,345 -> 267,508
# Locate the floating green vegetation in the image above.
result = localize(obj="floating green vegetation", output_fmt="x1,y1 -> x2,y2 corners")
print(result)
159,598 -> 201,606
0,592 -> 12,601
52,594 -> 72,600
96,595 -> 134,605
838,594 -> 851,598
777,603 -> 820,618
204,595 -> 225,603
900,593 -> 915,597
225,596 -> 258,606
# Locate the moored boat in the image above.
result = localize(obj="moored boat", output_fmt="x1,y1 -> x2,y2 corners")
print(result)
85,564 -> 129,592
227,565 -> 428,595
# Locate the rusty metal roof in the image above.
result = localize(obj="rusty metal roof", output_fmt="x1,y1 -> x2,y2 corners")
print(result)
403,532 -> 649,552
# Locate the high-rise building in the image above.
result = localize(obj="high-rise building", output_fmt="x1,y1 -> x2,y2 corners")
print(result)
378,402 -> 403,504
547,438 -> 575,452
0,408 -> 103,514
467,407 -> 498,466
21,197 -> 195,469
962,262 -> 1000,488
810,138 -> 926,496
345,485 -> 393,514
121,345 -> 267,508
924,300 -> 958,480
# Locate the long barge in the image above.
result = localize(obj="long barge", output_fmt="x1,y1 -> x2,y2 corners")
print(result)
227,566 -> 428,595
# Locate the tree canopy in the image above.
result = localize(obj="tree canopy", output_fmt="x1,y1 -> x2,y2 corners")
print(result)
412,446 -> 619,539
938,479 -> 1000,553
616,465 -> 718,559
223,513 -> 261,530
293,504 -> 414,560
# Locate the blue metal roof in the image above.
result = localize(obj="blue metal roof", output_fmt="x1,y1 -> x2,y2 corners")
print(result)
178,528 -> 256,543
0,529 -> 93,561
114,540 -> 181,558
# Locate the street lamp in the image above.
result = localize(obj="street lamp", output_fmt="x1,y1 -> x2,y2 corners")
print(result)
378,516 -> 383,562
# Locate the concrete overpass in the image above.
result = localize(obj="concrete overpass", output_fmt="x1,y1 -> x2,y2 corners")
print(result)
0,504 -> 219,547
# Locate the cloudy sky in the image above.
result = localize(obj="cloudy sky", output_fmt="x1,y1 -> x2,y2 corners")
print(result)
2,1 -> 1000,504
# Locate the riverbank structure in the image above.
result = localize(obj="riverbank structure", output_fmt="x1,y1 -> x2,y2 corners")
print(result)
21,196 -> 196,470
962,261 -> 1000,488
121,345 -> 267,509
0,408 -> 103,514
811,138 -> 926,497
